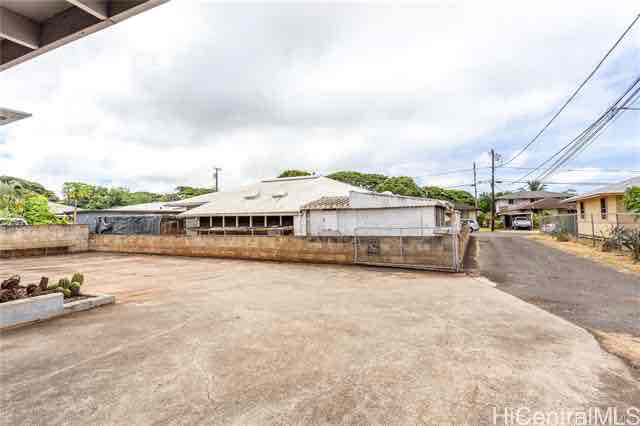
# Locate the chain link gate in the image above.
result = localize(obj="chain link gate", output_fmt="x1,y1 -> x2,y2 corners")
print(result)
353,226 -> 461,271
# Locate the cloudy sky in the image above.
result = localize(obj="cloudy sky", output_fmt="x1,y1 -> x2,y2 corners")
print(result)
1,0 -> 638,196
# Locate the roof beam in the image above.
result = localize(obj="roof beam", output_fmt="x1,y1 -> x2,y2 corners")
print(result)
65,0 -> 109,21
0,7 -> 40,50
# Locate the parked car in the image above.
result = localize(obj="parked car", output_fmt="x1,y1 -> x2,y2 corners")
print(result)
462,219 -> 479,232
0,217 -> 28,227
512,217 -> 532,230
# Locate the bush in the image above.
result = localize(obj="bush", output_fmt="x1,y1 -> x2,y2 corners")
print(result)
601,226 -> 624,252
552,230 -> 570,242
620,228 -> 640,262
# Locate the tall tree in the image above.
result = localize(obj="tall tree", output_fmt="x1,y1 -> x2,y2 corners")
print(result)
62,182 -> 93,223
525,180 -> 547,191
327,171 -> 388,191
624,186 -> 640,213
278,170 -> 312,178
375,176 -> 425,197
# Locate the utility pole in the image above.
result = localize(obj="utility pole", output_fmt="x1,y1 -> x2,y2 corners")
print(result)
473,162 -> 478,210
490,150 -> 496,232
213,167 -> 222,192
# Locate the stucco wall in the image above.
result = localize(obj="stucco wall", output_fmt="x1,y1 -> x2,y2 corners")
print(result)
577,195 -> 625,237
0,225 -> 89,255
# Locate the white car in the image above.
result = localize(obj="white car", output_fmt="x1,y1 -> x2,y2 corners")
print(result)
512,217 -> 532,230
462,219 -> 479,232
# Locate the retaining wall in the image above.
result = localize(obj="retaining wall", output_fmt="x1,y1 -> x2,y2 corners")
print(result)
90,234 -> 356,264
0,225 -> 89,257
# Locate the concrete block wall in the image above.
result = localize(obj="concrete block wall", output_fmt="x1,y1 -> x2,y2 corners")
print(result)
0,225 -> 89,254
90,234 -> 356,264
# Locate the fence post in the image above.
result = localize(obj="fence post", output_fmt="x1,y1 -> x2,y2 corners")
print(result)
591,214 -> 595,247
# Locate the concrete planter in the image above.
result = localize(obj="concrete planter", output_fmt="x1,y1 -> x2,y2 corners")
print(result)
0,293 -> 115,330
0,293 -> 63,329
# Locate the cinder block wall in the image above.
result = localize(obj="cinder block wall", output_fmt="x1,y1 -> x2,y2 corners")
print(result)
0,225 -> 89,253
89,234 -> 356,264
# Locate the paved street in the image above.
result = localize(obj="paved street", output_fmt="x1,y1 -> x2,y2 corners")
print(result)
473,232 -> 640,337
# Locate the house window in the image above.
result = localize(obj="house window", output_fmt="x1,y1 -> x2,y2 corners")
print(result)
580,202 -> 585,220
508,199 -> 514,205
600,198 -> 607,220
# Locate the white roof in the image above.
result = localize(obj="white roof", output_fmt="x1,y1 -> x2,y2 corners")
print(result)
564,176 -> 640,202
179,176 -> 364,217
48,201 -> 75,215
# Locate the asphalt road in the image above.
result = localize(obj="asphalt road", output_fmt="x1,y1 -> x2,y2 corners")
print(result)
473,232 -> 640,337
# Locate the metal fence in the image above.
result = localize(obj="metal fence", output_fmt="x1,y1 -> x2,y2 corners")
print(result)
539,214 -> 578,237
353,226 -> 461,272
540,212 -> 640,242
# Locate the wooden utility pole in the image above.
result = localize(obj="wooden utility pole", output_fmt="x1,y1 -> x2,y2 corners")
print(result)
213,167 -> 222,192
490,150 -> 496,232
473,162 -> 478,209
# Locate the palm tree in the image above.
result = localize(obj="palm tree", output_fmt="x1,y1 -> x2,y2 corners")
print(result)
526,180 -> 547,191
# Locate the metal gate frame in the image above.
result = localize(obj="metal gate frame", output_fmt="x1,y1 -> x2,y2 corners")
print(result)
353,226 -> 460,272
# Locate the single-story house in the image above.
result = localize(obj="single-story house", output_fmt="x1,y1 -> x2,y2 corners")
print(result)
76,202 -> 186,235
496,190 -> 572,228
300,191 -> 453,236
563,176 -> 640,238
454,202 -> 478,221
176,175 -> 365,236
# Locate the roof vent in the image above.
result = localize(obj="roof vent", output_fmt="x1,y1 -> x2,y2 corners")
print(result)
272,191 -> 287,198
243,190 -> 260,199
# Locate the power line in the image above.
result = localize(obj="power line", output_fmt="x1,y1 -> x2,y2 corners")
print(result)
500,13 -> 640,167
512,74 -> 640,183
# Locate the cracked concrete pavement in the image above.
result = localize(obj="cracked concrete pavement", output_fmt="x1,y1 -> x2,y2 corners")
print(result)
1,253 -> 638,424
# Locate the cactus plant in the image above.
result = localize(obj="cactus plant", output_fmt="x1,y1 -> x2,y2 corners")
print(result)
47,282 -> 60,290
62,288 -> 71,298
58,278 -> 71,289
71,273 -> 84,286
69,282 -> 81,297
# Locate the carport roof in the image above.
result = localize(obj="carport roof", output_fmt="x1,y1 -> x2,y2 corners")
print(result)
0,0 -> 169,72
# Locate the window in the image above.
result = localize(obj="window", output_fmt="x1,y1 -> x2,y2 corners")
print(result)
580,202 -> 585,220
600,198 -> 607,220
508,199 -> 514,205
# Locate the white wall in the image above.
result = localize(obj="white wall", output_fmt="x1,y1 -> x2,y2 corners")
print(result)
303,206 -> 441,236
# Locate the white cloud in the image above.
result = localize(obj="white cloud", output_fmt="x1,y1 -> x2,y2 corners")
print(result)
0,0 -> 638,196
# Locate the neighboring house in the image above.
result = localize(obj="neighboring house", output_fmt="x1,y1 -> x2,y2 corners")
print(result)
454,202 -> 478,221
300,191 -> 453,236
496,191 -> 571,228
76,202 -> 186,235
176,175 -> 365,236
563,176 -> 640,238
48,201 -> 76,218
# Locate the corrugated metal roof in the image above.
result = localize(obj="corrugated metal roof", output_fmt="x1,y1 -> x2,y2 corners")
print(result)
302,191 -> 451,210
179,176 -> 364,217
301,196 -> 351,210
563,177 -> 640,203
109,202 -> 185,212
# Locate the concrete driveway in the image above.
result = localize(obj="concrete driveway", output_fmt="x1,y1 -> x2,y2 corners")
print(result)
1,253 -> 638,424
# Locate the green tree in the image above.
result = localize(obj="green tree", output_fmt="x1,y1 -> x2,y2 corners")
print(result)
0,175 -> 58,201
278,170 -> 312,178
172,186 -> 215,200
22,195 -> 60,224
62,182 -> 93,223
375,176 -> 425,197
327,171 -> 388,191
423,186 -> 475,205
624,186 -> 640,213
525,180 -> 547,191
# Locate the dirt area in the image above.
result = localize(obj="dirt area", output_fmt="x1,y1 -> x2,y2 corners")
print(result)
474,232 -> 640,374
1,253 -> 639,424
528,233 -> 640,275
